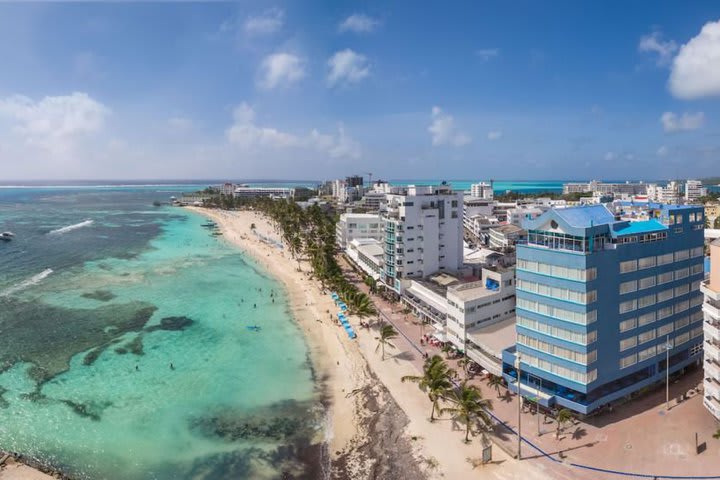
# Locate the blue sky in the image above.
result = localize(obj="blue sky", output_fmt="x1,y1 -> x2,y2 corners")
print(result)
0,1 -> 719,181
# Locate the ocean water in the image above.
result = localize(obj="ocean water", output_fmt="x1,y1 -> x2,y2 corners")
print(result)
0,187 -> 322,479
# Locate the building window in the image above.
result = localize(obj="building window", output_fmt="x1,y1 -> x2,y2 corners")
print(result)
638,293 -> 656,309
620,280 -> 637,295
674,316 -> 690,330
619,299 -> 637,314
674,249 -> 690,262
657,271 -> 674,285
638,345 -> 657,362
657,323 -> 674,337
675,267 -> 689,280
620,260 -> 637,273
620,317 -> 637,332
620,354 -> 638,369
620,337 -> 637,351
657,288 -> 674,303
658,305 -> 673,320
517,298 -> 596,325
638,256 -> 656,270
657,253 -> 674,266
638,329 -> 656,345
638,276 -> 656,290
638,311 -> 656,327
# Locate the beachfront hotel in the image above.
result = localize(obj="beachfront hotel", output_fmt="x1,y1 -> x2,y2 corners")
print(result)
233,185 -> 295,199
503,203 -> 705,415
702,239 -> 720,420
381,184 -> 464,294
335,213 -> 384,249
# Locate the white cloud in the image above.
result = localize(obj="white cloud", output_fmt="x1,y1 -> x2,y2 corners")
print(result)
638,30 -> 678,66
669,19 -> 720,99
476,48 -> 500,62
167,116 -> 193,131
244,8 -> 284,36
487,131 -> 502,140
604,152 -> 617,161
660,111 -> 704,132
338,14 -> 380,33
657,145 -> 669,156
428,106 -> 471,147
226,102 -> 360,159
0,92 -> 109,154
257,53 -> 305,90
327,49 -> 370,87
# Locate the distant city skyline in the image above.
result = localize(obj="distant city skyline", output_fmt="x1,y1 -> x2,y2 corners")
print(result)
1,1 -> 719,180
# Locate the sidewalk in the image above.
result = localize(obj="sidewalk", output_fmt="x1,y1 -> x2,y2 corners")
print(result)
339,255 -> 720,479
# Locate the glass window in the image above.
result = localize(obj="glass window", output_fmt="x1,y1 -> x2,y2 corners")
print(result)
620,260 -> 637,273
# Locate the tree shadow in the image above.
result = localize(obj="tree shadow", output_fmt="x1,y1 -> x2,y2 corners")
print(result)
391,350 -> 416,362
522,441 -> 598,460
571,426 -> 587,441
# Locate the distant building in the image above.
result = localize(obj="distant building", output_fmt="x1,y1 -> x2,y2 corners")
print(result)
382,185 -> 464,293
703,239 -> 720,420
488,224 -> 526,251
504,203 -> 705,415
233,186 -> 294,199
335,213 -> 383,249
563,180 -> 647,196
647,181 -> 681,204
222,182 -> 235,195
706,202 -> 720,228
470,181 -> 494,200
345,175 -> 364,188
685,180 -> 707,203
346,238 -> 385,280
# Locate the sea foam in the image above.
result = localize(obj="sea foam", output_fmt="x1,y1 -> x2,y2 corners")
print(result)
0,268 -> 53,297
49,219 -> 94,235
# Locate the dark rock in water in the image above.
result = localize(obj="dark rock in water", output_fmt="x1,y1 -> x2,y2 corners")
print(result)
20,389 -> 48,403
0,386 -> 8,409
114,347 -> 128,355
126,334 -> 144,355
190,400 -> 315,443
0,299 -> 157,385
61,399 -> 112,422
81,290 -> 117,302
83,347 -> 104,365
145,316 -> 194,332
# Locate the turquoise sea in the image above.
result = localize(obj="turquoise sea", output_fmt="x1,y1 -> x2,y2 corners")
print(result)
0,186 -> 324,479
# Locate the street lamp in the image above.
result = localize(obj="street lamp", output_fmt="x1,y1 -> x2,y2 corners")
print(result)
665,335 -> 673,411
515,353 -> 523,460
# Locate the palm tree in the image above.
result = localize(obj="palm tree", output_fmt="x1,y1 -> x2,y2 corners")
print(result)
486,375 -> 505,398
402,355 -> 455,421
713,428 -> 720,440
441,343 -> 453,359
376,324 -> 398,360
440,382 -> 494,443
555,408 -> 573,439
348,292 -> 376,318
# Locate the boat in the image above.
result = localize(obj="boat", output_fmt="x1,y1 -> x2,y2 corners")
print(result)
212,232 -> 223,236
0,232 -> 14,242
246,325 -> 261,331
201,222 -> 216,228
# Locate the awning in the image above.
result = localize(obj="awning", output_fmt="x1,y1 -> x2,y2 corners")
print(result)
432,332 -> 448,342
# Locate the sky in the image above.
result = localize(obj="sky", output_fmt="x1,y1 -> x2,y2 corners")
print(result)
0,1 -> 719,181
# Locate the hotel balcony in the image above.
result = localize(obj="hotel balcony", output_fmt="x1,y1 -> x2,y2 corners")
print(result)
703,301 -> 720,320
706,358 -> 720,381
706,339 -> 720,362
705,320 -> 720,342
704,395 -> 720,420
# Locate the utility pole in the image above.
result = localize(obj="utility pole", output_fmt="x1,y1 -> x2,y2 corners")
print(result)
516,354 -> 523,460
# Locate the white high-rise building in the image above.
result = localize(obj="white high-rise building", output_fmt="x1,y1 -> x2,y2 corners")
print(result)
647,181 -> 681,204
685,180 -> 707,203
382,185 -> 464,293
336,213 -> 383,249
702,239 -> 720,420
470,181 -> 494,200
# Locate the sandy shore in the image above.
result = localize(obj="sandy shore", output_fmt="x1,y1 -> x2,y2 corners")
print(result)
186,207 -> 565,480
187,207 -> 426,479
0,457 -> 54,480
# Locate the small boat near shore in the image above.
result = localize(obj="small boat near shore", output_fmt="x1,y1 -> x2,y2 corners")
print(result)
201,222 -> 217,228
1,232 -> 15,242
246,325 -> 261,332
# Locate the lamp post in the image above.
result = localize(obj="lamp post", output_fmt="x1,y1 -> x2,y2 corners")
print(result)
515,353 -> 523,460
665,335 -> 672,411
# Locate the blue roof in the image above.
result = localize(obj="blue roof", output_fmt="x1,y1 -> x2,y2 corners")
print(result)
554,205 -> 615,228
613,219 -> 668,236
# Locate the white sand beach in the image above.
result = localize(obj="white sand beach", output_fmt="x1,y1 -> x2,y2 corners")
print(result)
186,207 -> 567,480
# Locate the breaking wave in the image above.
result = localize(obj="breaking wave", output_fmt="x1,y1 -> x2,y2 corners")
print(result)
49,220 -> 94,235
0,268 -> 53,297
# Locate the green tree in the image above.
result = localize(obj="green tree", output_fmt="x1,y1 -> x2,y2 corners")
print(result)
555,408 -> 573,439
440,382 -> 494,443
486,375 -> 505,398
376,324 -> 398,360
402,355 -> 455,422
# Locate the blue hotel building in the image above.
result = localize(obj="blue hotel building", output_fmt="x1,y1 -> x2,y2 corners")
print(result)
502,203 -> 705,415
